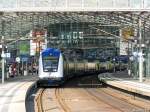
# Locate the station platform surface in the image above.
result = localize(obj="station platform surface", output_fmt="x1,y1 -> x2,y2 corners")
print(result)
98,71 -> 150,97
0,75 -> 38,112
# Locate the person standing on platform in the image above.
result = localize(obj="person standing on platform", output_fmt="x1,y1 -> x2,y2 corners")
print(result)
9,65 -> 12,77
12,64 -> 16,77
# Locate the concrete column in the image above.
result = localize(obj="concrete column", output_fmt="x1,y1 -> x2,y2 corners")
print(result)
1,20 -> 5,84
1,36 -> 5,84
139,52 -> 143,82
138,19 -> 143,82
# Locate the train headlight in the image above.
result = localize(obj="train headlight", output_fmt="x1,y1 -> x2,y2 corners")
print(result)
44,69 -> 48,72
53,69 -> 57,72
39,75 -> 45,79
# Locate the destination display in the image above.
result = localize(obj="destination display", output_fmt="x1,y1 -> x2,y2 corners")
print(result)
43,56 -> 58,60
42,56 -> 59,72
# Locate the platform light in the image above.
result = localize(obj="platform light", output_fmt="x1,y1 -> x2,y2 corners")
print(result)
141,44 -> 145,47
133,52 -> 138,57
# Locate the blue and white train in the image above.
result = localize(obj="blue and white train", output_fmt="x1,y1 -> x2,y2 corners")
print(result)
38,48 -> 64,86
37,48 -> 128,86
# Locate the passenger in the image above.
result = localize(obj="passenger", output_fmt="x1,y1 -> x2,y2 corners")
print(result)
19,67 -> 21,75
28,65 -> 33,75
33,64 -> 38,75
9,65 -> 12,77
36,65 -> 39,75
20,66 -> 23,76
12,67 -> 16,77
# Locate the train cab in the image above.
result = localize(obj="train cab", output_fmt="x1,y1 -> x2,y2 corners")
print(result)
38,48 -> 64,86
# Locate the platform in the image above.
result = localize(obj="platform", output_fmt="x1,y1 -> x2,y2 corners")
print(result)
98,71 -> 150,97
0,75 -> 38,112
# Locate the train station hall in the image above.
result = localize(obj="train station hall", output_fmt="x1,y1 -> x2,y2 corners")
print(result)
0,0 -> 150,112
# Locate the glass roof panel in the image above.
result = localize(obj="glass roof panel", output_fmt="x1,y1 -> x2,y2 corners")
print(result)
99,0 -> 114,8
51,0 -> 66,7
84,0 -> 98,8
130,0 -> 142,8
34,0 -> 50,7
144,0 -> 150,8
115,0 -> 129,8
0,12 -> 150,40
68,0 -> 82,7
20,0 -> 34,7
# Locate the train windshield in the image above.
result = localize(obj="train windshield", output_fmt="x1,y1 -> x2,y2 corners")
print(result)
42,56 -> 59,72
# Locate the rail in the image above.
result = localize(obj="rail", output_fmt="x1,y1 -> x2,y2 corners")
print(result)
35,89 -> 45,112
55,88 -> 71,112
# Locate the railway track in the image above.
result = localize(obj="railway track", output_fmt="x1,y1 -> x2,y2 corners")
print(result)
35,75 -> 149,112
36,88 -> 146,112
35,88 -> 71,112
85,88 -> 145,112
35,89 -> 45,112
85,89 -> 124,112
55,88 -> 71,112
97,88 -> 150,110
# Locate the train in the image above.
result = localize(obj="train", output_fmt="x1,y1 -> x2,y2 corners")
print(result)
37,48 -> 128,86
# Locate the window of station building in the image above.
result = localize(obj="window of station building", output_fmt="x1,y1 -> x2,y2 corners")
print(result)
53,32 -> 58,37
66,33 -> 71,44
73,32 -> 78,39
79,32 -> 83,39
61,33 -> 65,39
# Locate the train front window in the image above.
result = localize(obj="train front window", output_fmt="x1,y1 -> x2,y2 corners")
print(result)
42,56 -> 59,72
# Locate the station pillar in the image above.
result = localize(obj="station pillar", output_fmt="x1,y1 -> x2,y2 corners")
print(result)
138,19 -> 143,82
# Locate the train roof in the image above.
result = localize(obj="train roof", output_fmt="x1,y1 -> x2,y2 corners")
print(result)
42,48 -> 61,57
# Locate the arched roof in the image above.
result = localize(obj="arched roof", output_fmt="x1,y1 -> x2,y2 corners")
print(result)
0,12 -> 150,43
